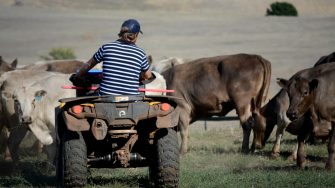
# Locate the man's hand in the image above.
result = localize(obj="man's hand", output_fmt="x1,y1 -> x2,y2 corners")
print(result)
69,74 -> 85,86
140,71 -> 156,85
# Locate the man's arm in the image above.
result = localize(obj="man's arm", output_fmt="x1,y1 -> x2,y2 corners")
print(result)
76,57 -> 98,77
69,57 -> 98,85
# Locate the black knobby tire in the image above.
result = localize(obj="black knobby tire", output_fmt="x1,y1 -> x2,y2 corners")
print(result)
62,130 -> 87,187
150,128 -> 179,187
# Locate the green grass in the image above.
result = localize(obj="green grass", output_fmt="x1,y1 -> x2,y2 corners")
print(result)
0,123 -> 334,187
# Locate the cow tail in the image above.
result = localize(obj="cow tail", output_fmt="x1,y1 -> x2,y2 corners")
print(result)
256,56 -> 271,108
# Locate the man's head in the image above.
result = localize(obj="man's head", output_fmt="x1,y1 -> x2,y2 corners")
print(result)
118,19 -> 142,43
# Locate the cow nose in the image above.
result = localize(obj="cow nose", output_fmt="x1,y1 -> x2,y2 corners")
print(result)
21,116 -> 32,124
287,111 -> 297,121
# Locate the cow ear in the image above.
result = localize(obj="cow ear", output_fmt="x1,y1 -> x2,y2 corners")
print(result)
34,90 -> 47,101
11,58 -> 18,68
171,58 -> 177,67
309,79 -> 318,92
277,78 -> 289,90
147,55 -> 153,66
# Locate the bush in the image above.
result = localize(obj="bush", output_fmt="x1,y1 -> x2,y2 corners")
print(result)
266,2 -> 298,17
41,47 -> 76,60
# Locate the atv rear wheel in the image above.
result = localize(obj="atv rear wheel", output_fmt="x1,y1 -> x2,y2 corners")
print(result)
61,131 -> 87,187
150,128 -> 179,187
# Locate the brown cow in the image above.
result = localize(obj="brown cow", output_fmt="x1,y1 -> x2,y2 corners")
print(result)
278,69 -> 335,170
22,59 -> 85,73
162,53 -> 271,154
251,61 -> 335,159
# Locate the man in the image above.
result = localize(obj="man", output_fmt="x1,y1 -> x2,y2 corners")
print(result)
70,19 -> 152,95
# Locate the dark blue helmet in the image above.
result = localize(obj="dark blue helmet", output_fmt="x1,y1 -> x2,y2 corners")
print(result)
121,19 -> 142,34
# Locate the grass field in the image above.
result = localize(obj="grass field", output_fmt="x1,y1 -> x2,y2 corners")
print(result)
0,120 -> 333,188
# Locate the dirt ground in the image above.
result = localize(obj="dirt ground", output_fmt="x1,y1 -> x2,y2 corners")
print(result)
0,0 -> 334,100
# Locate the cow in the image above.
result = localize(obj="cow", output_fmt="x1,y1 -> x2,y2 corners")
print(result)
251,59 -> 335,159
10,73 -> 76,163
0,60 -> 88,161
161,53 -> 272,154
0,70 -> 61,161
278,69 -> 335,170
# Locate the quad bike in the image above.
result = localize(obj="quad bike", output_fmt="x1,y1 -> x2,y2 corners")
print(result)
55,70 -> 180,187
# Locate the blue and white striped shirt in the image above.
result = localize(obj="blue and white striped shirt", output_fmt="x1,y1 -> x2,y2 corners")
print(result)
93,40 -> 150,95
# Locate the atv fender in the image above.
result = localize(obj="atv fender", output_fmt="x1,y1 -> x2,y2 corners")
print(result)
62,111 -> 90,131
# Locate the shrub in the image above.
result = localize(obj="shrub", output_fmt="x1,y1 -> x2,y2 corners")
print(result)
266,2 -> 298,17
41,47 -> 76,60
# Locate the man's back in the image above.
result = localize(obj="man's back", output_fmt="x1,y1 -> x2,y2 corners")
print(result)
94,40 -> 149,95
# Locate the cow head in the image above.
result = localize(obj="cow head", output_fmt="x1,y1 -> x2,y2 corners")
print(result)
277,77 -> 318,121
15,87 -> 47,124
249,98 -> 266,150
13,86 -> 52,145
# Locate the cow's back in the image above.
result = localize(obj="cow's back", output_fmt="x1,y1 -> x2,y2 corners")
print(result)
0,69 -> 56,88
291,63 -> 335,81
309,70 -> 335,121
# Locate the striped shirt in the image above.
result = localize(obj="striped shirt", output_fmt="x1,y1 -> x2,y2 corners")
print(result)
93,40 -> 150,95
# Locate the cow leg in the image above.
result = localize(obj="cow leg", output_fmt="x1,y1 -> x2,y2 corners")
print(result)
0,121 -> 12,161
241,123 -> 251,154
7,126 -> 29,162
271,133 -> 282,158
288,143 -> 298,161
178,108 -> 191,155
325,123 -> 335,170
296,122 -> 313,169
31,140 -> 44,154
296,135 -> 306,168
237,105 -> 252,154
271,112 -> 291,158
271,121 -> 286,158
4,127 -> 12,161
45,132 -> 57,165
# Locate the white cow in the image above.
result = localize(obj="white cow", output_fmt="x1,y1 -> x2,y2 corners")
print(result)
10,73 -> 76,162
0,70 -> 72,161
0,70 -> 54,161
0,59 -> 84,160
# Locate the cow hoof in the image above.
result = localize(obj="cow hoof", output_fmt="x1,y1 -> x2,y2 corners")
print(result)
241,149 -> 250,155
270,152 -> 280,159
297,161 -> 306,169
4,156 -> 13,162
179,149 -> 187,156
287,155 -> 297,161
325,162 -> 334,171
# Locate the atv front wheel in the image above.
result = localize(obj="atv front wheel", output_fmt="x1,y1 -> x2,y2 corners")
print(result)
61,131 -> 87,187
